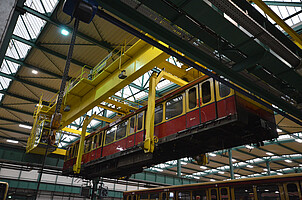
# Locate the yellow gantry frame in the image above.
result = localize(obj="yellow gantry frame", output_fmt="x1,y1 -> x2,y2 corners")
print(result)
251,0 -> 302,48
144,71 -> 188,153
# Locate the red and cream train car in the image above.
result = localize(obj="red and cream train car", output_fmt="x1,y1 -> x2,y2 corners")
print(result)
63,76 -> 277,178
124,173 -> 302,200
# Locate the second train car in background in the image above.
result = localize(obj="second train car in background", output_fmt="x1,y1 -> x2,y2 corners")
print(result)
63,76 -> 277,178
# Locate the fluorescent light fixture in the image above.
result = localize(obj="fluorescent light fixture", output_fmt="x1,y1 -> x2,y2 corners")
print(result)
284,159 -> 292,163
209,153 -> 216,157
218,171 -> 225,174
19,124 -> 32,129
263,168 -> 268,171
265,189 -> 269,192
61,29 -> 69,36
232,159 -> 237,162
247,165 -> 254,168
277,128 -> 282,132
275,191 -> 279,194
234,174 -> 240,177
266,152 -> 274,156
277,172 -> 283,175
295,139 -> 302,143
200,166 -> 207,169
32,70 -> 38,74
210,179 -> 215,182
245,145 -> 254,149
7,139 -> 18,144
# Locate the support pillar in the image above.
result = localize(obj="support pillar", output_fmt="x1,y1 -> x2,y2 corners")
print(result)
91,178 -> 99,200
177,159 -> 181,177
228,149 -> 234,179
266,160 -> 271,176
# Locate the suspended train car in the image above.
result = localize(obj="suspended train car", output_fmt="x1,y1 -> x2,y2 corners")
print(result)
62,76 -> 277,178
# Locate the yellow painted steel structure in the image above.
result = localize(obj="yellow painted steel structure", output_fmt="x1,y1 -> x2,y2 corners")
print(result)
251,0 -> 302,48
144,71 -> 188,153
27,39 -> 169,155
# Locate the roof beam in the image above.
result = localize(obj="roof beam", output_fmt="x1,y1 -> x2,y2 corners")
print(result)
21,5 -> 115,52
11,34 -> 89,68
0,135 -> 27,143
4,56 -> 65,79
0,127 -> 30,136
0,104 -> 33,116
0,71 -> 58,93
0,116 -> 33,126
0,90 -> 39,103
263,1 -> 302,7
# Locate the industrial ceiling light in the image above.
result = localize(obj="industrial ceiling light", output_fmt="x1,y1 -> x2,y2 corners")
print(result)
7,139 -> 18,144
245,145 -> 254,149
208,153 -> 216,157
218,171 -> 225,174
295,138 -> 302,143
266,152 -> 274,156
210,179 -> 215,182
200,166 -> 207,169
247,165 -> 254,168
284,159 -> 292,163
32,70 -> 38,74
19,124 -> 32,129
61,29 -> 69,36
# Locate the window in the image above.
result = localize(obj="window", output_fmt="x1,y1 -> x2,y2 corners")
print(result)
287,183 -> 300,200
219,82 -> 230,98
140,193 -> 148,200
150,193 -> 159,200
189,87 -> 197,109
257,184 -> 280,200
155,104 -> 163,124
92,135 -> 98,149
129,116 -> 136,134
192,189 -> 207,200
220,188 -> 229,200
169,192 -> 174,200
105,126 -> 116,144
165,95 -> 183,120
98,132 -> 103,147
234,185 -> 255,200
74,144 -> 78,157
116,121 -> 128,140
161,193 -> 167,200
84,138 -> 92,153
178,191 -> 190,200
210,189 -> 218,200
137,112 -> 144,131
201,81 -> 211,104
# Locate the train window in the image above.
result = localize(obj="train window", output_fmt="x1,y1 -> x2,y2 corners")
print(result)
105,126 -> 116,144
137,112 -> 144,131
92,135 -> 98,149
116,121 -> 128,140
150,193 -> 159,200
220,188 -> 229,200
98,132 -> 103,147
169,192 -> 174,200
86,137 -> 92,152
189,87 -> 197,109
155,104 -> 163,124
133,195 -> 137,200
210,189 -> 218,200
74,143 -> 79,157
161,192 -> 167,200
286,183 -> 300,200
219,82 -> 230,98
234,186 -> 255,200
256,185 -> 280,200
192,190 -> 206,200
140,193 -> 149,200
178,191 -> 190,200
201,81 -> 211,104
165,95 -> 183,120
129,116 -> 136,134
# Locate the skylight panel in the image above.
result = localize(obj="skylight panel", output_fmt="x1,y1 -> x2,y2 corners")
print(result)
0,77 -> 12,90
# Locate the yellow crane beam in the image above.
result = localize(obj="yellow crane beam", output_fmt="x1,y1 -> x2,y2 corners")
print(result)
97,104 -> 127,115
44,39 -> 168,128
94,115 -> 115,123
104,98 -> 138,113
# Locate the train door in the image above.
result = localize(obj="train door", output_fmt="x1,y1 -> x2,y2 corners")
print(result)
209,188 -> 219,200
192,188 -> 207,200
161,192 -> 168,200
231,185 -> 256,200
219,187 -> 230,200
215,81 -> 235,118
199,78 -> 216,123
256,184 -> 284,200
186,85 -> 200,128
283,182 -> 301,200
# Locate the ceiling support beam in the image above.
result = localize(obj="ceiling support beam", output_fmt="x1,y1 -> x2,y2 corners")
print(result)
21,5 -> 114,52
0,116 -> 33,126
0,104 -> 33,116
11,34 -> 89,68
0,127 -> 30,136
0,70 -> 58,93
4,56 -> 65,79
0,90 -> 38,103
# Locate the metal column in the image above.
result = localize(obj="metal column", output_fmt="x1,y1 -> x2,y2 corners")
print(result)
266,160 -> 271,176
177,159 -> 181,177
228,149 -> 234,179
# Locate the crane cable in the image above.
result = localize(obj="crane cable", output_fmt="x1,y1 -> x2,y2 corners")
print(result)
34,18 -> 80,200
